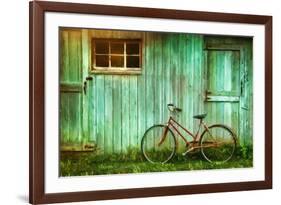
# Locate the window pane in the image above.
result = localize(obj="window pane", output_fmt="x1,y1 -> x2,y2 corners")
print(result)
111,56 -> 124,67
111,42 -> 124,54
95,55 -> 109,67
127,43 -> 139,54
95,41 -> 109,54
127,56 -> 139,68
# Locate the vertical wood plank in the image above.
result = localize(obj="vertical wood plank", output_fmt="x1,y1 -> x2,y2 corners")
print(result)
82,29 -> 89,143
91,76 -> 97,144
68,94 -> 81,142
68,31 -> 82,82
112,76 -> 122,152
246,40 -> 253,145
60,30 -> 69,82
162,33 -> 169,124
183,34 -> 192,139
121,77 -> 130,152
189,35 -> 195,133
145,32 -> 155,149
96,75 -> 105,153
104,76 -> 113,153
59,30 -> 70,143
137,33 -> 146,148
60,93 -> 69,143
198,35 -> 205,116
129,76 -> 138,148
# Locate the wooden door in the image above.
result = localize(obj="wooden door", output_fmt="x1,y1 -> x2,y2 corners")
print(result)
59,29 -> 84,149
204,48 -> 241,138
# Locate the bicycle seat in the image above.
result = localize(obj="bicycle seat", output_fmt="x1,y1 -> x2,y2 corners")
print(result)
174,107 -> 182,112
193,113 -> 207,119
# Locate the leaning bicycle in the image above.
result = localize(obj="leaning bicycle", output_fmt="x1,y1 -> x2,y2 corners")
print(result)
141,104 -> 237,164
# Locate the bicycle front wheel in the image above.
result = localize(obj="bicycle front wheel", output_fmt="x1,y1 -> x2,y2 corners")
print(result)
141,125 -> 176,164
200,124 -> 236,163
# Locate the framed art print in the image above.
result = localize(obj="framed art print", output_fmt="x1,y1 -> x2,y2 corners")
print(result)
29,1 -> 272,204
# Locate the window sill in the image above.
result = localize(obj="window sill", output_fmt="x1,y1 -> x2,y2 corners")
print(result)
90,69 -> 142,75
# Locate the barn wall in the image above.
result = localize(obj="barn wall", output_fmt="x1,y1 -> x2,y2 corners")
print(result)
59,29 -> 253,153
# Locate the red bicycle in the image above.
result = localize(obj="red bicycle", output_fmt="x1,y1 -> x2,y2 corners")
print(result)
141,104 -> 237,164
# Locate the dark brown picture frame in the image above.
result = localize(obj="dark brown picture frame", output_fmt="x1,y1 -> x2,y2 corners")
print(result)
29,1 -> 272,204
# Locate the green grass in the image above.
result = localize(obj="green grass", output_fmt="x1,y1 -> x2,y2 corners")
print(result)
60,146 -> 253,176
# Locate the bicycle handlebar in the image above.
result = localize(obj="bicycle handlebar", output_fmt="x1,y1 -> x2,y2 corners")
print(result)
167,103 -> 182,112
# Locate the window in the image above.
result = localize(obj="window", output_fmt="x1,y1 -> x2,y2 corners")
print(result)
92,39 -> 142,74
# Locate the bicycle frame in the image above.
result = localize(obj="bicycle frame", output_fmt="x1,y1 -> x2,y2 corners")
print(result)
163,116 -> 210,147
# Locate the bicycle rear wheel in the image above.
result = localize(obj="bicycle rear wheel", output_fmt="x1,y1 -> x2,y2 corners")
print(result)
200,124 -> 236,163
141,125 -> 176,164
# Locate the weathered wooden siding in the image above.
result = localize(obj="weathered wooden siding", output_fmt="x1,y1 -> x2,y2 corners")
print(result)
59,29 -> 253,153
87,31 -> 205,153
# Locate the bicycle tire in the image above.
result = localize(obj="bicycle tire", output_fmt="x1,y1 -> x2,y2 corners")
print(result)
141,124 -> 176,164
199,124 -> 237,163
